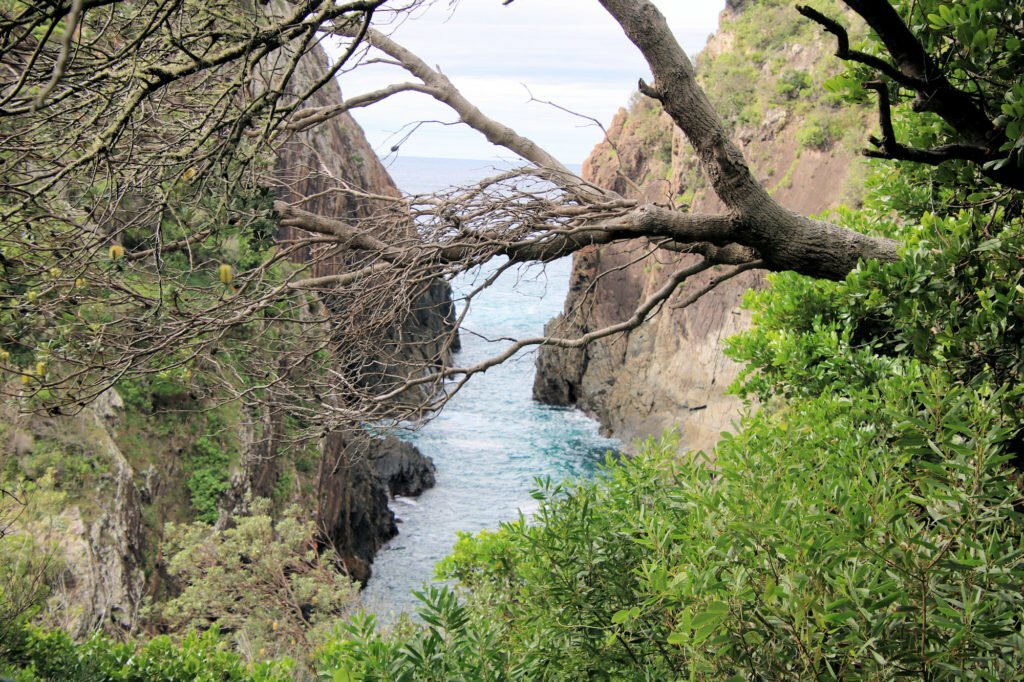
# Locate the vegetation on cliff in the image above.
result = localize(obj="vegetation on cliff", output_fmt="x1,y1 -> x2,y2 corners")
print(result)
2,0 -> 1024,679
1,0 -> 444,662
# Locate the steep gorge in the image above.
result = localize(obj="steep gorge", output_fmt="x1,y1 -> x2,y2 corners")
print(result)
535,0 -> 872,452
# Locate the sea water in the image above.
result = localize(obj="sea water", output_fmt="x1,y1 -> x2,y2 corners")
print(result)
360,156 -> 619,617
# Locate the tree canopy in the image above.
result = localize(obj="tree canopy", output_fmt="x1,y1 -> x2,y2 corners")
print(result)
0,0 -> 1019,435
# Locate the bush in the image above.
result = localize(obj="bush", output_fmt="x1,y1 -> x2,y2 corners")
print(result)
320,384 -> 1024,679
775,69 -> 812,100
185,435 -> 232,523
796,114 -> 838,150
155,499 -> 358,662
1,625 -> 294,681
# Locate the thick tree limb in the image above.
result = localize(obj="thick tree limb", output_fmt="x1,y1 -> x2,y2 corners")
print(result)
275,199 -> 754,267
596,0 -> 899,278
863,81 -> 991,165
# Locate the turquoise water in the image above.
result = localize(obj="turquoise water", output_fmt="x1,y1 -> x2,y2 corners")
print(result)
360,157 -> 618,617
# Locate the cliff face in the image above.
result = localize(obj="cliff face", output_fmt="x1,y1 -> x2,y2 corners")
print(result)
0,25 -> 445,635
534,0 -> 869,452
236,24 -> 453,585
1,393 -> 146,638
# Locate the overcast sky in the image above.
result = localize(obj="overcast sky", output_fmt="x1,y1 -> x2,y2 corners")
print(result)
334,0 -> 726,164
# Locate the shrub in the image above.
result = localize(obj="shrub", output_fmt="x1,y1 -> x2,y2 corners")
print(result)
1,625 -> 294,681
796,114 -> 838,150
155,499 -> 358,662
320,386 -> 1024,679
185,436 -> 232,523
775,69 -> 812,100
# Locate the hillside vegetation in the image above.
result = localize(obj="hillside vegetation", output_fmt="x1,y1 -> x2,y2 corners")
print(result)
3,0 -> 1024,679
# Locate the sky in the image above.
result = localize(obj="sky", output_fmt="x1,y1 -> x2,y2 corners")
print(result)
333,0 -> 726,164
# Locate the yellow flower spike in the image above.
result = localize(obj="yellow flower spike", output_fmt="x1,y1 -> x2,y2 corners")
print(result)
218,263 -> 233,285
49,267 -> 61,278
35,361 -> 46,377
0,351 -> 9,364
21,374 -> 31,386
75,278 -> 85,288
26,291 -> 36,303
182,167 -> 197,183
108,244 -> 125,260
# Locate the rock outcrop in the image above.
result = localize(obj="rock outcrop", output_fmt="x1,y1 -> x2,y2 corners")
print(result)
534,1 -> 870,452
2,392 -> 146,638
369,435 -> 437,498
316,432 -> 436,584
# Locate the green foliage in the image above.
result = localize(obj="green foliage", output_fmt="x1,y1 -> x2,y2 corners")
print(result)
775,69 -> 813,100
185,435 -> 233,524
322,395 -> 1024,679
697,0 -> 853,130
904,0 -> 1024,169
155,498 -> 358,661
0,625 -> 294,681
727,155 -> 1024,409
796,113 -> 840,151
8,437 -> 105,491
315,588 -> 510,682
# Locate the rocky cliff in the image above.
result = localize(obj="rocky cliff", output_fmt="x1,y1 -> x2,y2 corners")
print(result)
0,24 -> 447,636
234,15 -> 453,585
534,0 -> 870,452
1,392 -> 146,638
